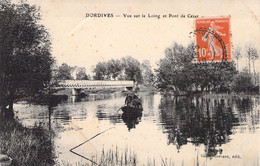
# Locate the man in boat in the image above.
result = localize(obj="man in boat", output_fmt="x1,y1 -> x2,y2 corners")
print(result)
125,92 -> 141,108
125,94 -> 132,106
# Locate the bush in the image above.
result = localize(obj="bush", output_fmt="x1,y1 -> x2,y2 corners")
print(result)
231,72 -> 255,93
0,117 -> 54,166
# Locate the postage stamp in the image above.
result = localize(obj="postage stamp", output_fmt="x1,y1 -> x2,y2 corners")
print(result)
194,17 -> 231,63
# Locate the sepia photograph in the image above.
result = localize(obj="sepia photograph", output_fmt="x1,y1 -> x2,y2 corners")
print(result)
0,0 -> 259,165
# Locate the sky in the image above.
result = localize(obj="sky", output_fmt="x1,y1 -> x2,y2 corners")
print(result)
24,0 -> 260,73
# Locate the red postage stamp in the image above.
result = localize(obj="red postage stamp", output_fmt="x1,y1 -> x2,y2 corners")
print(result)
195,17 -> 231,62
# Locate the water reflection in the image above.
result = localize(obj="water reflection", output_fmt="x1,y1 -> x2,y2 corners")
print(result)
159,96 -> 241,157
70,93 -> 116,103
121,107 -> 143,131
235,97 -> 253,113
13,93 -> 260,165
233,96 -> 260,133
96,110 -> 122,124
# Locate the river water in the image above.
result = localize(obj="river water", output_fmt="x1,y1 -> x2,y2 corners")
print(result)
14,92 -> 259,166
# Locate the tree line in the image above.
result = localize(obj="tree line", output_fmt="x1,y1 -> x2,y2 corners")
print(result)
156,42 -> 259,94
233,44 -> 259,84
55,56 -> 154,85
92,56 -> 154,85
53,63 -> 90,80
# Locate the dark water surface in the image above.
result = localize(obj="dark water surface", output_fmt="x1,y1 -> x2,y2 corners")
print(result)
14,92 -> 260,165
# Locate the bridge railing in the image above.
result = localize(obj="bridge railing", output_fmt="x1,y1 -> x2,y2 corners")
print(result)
57,80 -> 134,89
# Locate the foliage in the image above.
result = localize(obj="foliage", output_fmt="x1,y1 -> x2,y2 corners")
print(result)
56,63 -> 73,80
245,44 -> 259,73
107,59 -> 122,80
249,47 -> 259,61
0,117 -> 54,165
141,60 -> 154,85
231,70 -> 255,93
93,61 -> 109,80
75,67 -> 89,80
53,63 -> 89,81
233,46 -> 242,69
155,42 -> 238,93
155,43 -> 195,91
121,56 -> 142,83
0,0 -> 54,110
92,57 -> 144,83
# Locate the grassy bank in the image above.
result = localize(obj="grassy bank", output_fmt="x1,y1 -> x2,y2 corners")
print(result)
60,147 -> 137,166
0,117 -> 54,166
60,147 -> 187,166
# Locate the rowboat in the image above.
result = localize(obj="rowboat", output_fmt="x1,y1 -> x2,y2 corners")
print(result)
121,106 -> 143,114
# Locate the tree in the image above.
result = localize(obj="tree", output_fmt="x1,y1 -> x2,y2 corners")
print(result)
121,56 -> 142,83
231,69 -> 254,93
233,46 -> 242,70
93,62 -> 108,80
56,63 -> 73,80
141,60 -> 154,85
250,47 -> 259,84
76,67 -> 89,80
245,44 -> 255,74
0,1 -> 54,112
155,43 -> 195,92
245,44 -> 259,84
155,42 -> 237,93
107,59 -> 122,80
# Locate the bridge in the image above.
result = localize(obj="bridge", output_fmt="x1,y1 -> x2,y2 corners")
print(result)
56,80 -> 134,96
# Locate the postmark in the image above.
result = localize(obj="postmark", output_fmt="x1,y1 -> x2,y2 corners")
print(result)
192,17 -> 231,63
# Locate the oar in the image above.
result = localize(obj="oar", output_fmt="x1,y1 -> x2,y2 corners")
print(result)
117,104 -> 126,112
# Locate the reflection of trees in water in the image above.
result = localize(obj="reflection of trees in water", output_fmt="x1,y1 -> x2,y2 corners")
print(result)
234,97 -> 253,113
233,96 -> 260,133
51,107 -> 72,132
96,110 -> 122,124
80,94 -> 113,102
68,93 -> 114,103
142,94 -> 155,117
145,94 -> 154,109
51,104 -> 88,132
96,103 -> 122,124
159,96 -> 239,157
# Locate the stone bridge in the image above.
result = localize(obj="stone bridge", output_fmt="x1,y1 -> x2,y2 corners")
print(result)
56,80 -> 134,95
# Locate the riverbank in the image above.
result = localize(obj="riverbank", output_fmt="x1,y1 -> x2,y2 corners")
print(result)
59,147 -> 201,166
0,117 -> 54,165
203,93 -> 260,98
160,90 -> 260,97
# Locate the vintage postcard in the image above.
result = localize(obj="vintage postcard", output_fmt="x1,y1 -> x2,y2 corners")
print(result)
0,0 -> 259,166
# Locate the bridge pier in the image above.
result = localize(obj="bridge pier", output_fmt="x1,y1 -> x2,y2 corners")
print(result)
126,87 -> 133,91
72,89 -> 82,96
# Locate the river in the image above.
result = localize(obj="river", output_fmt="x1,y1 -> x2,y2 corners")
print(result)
13,92 -> 260,166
